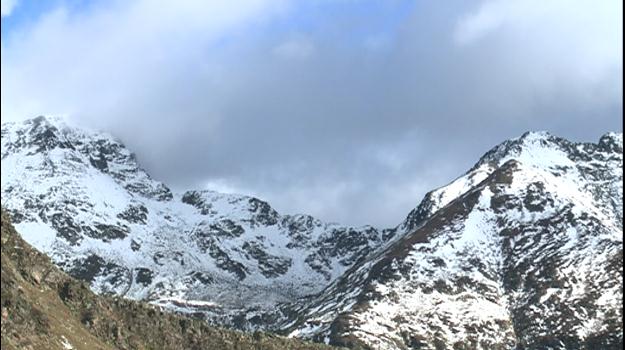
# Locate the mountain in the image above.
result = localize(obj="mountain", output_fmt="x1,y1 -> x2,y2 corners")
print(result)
0,116 -> 393,329
273,131 -> 623,349
1,209 -> 341,350
1,116 -> 622,349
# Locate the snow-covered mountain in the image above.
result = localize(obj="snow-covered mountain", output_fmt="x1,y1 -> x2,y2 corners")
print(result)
273,131 -> 623,349
1,116 -> 393,325
1,116 -> 622,349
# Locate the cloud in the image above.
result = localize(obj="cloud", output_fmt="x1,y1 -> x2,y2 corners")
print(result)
454,0 -> 622,92
1,0 -> 622,227
1,0 -> 18,17
455,1 -> 622,46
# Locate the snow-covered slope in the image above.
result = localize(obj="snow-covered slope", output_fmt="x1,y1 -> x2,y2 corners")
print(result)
273,131 -> 623,349
2,117 -> 622,349
1,116 -> 392,327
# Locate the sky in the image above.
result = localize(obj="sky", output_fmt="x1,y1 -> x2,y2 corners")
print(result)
1,0 -> 622,227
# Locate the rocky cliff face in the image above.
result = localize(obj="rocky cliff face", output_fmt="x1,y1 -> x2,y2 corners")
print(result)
2,116 -> 622,349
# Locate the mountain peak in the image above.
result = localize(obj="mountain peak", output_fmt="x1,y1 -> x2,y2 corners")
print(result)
280,130 -> 623,349
29,114 -> 67,126
518,129 -> 553,139
10,115 -> 72,136
399,129 -> 622,235
471,130 -> 565,170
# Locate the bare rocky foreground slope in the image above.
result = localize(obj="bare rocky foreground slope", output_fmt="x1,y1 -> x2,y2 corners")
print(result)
1,210 -> 341,350
1,116 -> 623,349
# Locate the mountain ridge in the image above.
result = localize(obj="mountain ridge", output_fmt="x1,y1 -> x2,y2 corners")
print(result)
1,116 -> 622,349
1,116 -> 395,327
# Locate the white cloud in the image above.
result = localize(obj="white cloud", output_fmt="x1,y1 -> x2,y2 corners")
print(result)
455,0 -> 622,66
1,0 -> 18,17
1,0 -> 291,124
452,0 -> 622,109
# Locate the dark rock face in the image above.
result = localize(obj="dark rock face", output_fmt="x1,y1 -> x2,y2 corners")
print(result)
193,234 -> 249,280
209,219 -> 245,238
400,191 -> 436,233
135,268 -> 154,286
599,133 -> 623,153
67,254 -> 129,293
86,224 -> 129,241
130,239 -> 141,251
117,204 -> 149,224
182,191 -> 214,215
284,215 -> 322,248
89,154 -> 109,172
50,213 -> 83,245
242,242 -> 292,278
27,116 -> 74,153
125,182 -> 173,201
210,245 -> 249,281
247,198 -> 279,226
319,227 -> 381,266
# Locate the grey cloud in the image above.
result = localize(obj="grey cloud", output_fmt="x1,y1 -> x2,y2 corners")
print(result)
1,0 -> 622,226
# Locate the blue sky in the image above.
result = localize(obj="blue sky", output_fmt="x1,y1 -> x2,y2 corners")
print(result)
2,0 -> 93,37
2,0 -> 418,46
1,0 -> 622,226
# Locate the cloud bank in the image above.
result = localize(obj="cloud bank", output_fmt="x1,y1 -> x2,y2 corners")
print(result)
1,0 -> 622,226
